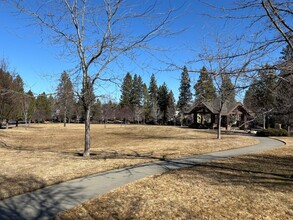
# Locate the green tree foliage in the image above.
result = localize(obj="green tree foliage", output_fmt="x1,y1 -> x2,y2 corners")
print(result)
166,90 -> 176,124
130,74 -> 143,106
178,66 -> 192,112
26,90 -> 36,123
34,92 -> 53,122
194,66 -> 216,102
157,82 -> 169,124
92,99 -> 103,123
275,44 -> 293,127
102,100 -> 117,124
142,83 -> 151,123
0,66 -> 25,126
148,73 -> 159,124
244,65 -> 277,128
120,72 -> 133,106
56,71 -> 75,126
220,74 -> 236,104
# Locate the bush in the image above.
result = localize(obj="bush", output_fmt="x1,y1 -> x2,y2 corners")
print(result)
256,128 -> 288,137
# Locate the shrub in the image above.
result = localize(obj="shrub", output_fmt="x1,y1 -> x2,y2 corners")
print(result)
256,128 -> 288,137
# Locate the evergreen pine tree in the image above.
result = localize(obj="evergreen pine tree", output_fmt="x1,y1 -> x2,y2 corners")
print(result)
157,82 -> 169,124
92,99 -> 103,123
220,74 -> 236,104
131,74 -> 143,106
178,66 -> 192,112
56,71 -> 75,126
166,90 -> 176,124
142,83 -> 151,123
148,73 -> 159,124
120,72 -> 133,106
35,92 -> 53,122
26,90 -> 36,123
244,65 -> 277,128
275,45 -> 293,127
194,66 -> 216,102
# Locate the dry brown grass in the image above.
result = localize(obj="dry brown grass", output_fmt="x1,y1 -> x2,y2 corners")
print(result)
56,137 -> 293,220
0,123 -> 258,200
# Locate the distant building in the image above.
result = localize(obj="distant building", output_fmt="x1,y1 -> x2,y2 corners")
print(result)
186,100 -> 254,130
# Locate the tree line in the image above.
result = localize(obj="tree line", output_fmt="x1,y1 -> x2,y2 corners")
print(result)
244,44 -> 293,129
0,58 -> 235,128
1,41 -> 291,131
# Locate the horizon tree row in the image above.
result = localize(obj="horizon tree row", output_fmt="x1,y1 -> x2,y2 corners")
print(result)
119,72 -> 176,124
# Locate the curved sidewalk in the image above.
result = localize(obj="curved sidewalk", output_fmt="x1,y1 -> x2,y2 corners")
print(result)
0,137 -> 284,220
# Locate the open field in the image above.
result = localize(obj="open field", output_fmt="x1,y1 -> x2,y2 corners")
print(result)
57,137 -> 293,220
0,124 -> 259,200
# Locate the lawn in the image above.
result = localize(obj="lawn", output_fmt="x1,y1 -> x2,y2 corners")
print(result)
0,123 -> 258,200
56,137 -> 293,220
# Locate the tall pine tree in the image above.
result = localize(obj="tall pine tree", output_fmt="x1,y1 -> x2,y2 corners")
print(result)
148,73 -> 159,124
131,74 -> 143,106
157,82 -> 169,124
166,90 -> 176,124
244,65 -> 277,128
142,83 -> 151,123
220,74 -> 235,104
178,66 -> 192,112
120,72 -> 133,106
194,66 -> 216,102
275,44 -> 293,128
56,71 -> 75,126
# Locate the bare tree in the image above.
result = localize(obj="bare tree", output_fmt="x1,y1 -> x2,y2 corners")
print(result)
199,38 -> 252,139
7,0 -> 179,156
197,0 -> 292,74
197,0 -> 293,135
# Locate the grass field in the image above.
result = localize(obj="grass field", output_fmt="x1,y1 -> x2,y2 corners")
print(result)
57,137 -> 293,220
0,124 -> 258,200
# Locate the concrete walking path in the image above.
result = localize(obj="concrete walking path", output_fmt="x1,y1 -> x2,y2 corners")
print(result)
0,136 -> 285,220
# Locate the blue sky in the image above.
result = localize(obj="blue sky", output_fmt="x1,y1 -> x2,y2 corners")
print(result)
0,1 -> 282,102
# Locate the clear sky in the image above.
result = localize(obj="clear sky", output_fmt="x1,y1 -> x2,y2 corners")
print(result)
0,1 -> 281,102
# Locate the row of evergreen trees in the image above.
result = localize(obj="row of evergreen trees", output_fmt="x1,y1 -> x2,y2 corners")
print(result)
244,44 -> 293,129
119,73 -> 176,124
0,62 -> 236,126
0,65 -> 54,127
1,44 -> 291,128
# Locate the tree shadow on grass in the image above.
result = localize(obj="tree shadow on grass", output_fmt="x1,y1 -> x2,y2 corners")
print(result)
165,153 -> 293,191
0,174 -> 84,220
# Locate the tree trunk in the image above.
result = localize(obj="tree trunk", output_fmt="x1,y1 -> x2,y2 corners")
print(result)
263,114 -> 266,129
217,114 -> 222,139
63,108 -> 67,127
83,107 -> 91,156
24,112 -> 28,127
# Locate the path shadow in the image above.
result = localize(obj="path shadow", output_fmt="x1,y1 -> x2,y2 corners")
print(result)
0,174 -> 84,220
